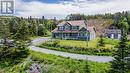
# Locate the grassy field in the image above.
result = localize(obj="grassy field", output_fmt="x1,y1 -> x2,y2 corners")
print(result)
39,38 -> 119,56
0,51 -> 111,73
59,38 -> 119,48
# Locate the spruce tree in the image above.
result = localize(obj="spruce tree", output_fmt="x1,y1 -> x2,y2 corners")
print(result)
0,19 -> 10,45
14,20 -> 30,41
110,17 -> 130,73
110,29 -> 130,73
111,31 -> 127,73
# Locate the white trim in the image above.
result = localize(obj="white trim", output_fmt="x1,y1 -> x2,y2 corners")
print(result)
111,34 -> 114,39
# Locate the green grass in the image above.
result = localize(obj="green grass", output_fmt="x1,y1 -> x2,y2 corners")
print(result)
59,38 -> 118,48
39,38 -> 118,56
0,51 -> 111,73
30,51 -> 111,73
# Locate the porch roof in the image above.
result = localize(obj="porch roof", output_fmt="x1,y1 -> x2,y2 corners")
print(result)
52,28 -> 79,33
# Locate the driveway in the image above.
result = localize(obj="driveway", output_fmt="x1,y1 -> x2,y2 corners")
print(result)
29,37 -> 114,63
31,37 -> 50,45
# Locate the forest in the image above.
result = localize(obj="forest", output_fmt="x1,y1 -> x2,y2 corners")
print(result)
0,11 -> 130,73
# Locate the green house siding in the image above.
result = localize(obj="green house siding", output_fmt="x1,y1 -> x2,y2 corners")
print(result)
52,20 -> 96,41
52,32 -> 91,41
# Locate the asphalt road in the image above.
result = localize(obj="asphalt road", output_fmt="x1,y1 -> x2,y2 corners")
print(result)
29,37 -> 114,63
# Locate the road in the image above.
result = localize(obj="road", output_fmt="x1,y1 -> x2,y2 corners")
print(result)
29,37 -> 114,63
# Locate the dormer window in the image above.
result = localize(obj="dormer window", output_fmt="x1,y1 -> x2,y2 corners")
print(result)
58,26 -> 63,30
72,26 -> 79,30
65,25 -> 70,30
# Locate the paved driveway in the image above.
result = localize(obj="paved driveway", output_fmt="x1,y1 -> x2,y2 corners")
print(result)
29,37 -> 114,63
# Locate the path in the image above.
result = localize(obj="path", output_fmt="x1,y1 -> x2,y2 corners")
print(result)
29,37 -> 114,63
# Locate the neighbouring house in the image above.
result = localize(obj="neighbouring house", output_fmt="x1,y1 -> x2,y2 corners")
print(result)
52,20 -> 96,40
105,26 -> 121,39
86,19 -> 112,36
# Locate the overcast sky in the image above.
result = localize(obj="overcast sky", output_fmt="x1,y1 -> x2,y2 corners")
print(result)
13,0 -> 130,19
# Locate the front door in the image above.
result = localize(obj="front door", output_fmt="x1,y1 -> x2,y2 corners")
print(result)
65,33 -> 70,39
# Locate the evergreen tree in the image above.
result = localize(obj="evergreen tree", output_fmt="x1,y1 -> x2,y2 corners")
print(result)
38,24 -> 47,36
110,23 -> 130,73
14,20 -> 30,42
9,18 -> 20,35
0,19 -> 11,45
118,18 -> 129,32
66,14 -> 86,21
0,18 -> 29,66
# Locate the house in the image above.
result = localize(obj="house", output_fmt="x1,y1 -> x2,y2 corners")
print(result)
86,19 -> 112,36
52,20 -> 96,40
105,26 -> 121,39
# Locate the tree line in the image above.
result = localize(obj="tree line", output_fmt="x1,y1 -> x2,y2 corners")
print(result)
0,16 -> 57,38
0,16 -> 57,67
66,11 -> 130,32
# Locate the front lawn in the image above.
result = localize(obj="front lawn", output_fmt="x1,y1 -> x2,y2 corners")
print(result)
0,51 -> 111,73
59,38 -> 119,48
39,38 -> 118,56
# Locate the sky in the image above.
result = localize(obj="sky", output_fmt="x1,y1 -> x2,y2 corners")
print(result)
7,0 -> 130,19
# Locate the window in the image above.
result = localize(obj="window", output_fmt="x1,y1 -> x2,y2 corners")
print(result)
59,26 -> 63,30
65,25 -> 70,30
72,26 -> 78,30
79,33 -> 86,37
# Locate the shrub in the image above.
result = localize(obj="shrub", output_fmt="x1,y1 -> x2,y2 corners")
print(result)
0,42 -> 29,66
39,42 -> 116,56
52,40 -> 60,47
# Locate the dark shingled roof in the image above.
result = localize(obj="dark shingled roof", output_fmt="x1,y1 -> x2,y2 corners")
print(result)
52,20 -> 95,33
58,20 -> 86,26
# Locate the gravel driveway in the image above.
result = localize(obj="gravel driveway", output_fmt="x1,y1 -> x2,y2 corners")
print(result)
29,37 -> 114,63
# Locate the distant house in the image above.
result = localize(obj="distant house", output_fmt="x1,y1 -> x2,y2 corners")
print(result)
105,26 -> 121,39
52,20 -> 96,40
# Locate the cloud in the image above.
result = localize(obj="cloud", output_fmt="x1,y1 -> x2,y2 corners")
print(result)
14,0 -> 130,19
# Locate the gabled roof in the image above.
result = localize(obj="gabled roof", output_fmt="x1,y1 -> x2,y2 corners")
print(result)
52,20 -> 95,33
58,20 -> 87,26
